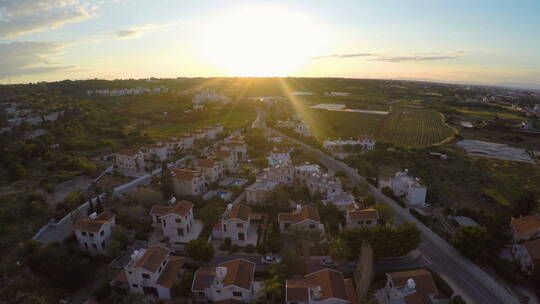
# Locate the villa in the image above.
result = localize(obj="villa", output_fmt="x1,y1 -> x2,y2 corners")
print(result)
171,168 -> 206,196
245,179 -> 279,205
278,205 -> 325,234
285,268 -> 358,304
213,204 -> 258,246
115,149 -> 145,172
195,158 -> 224,184
73,210 -> 116,255
213,150 -> 239,173
390,171 -> 427,206
376,269 -> 439,304
150,200 -> 202,245
345,204 -> 379,229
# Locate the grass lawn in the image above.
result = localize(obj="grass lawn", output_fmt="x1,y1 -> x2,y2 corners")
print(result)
141,110 -> 256,139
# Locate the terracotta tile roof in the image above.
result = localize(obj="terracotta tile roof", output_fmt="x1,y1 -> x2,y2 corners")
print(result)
344,278 -> 358,304
73,211 -> 115,233
511,215 -> 540,236
227,204 -> 250,221
278,206 -> 320,224
388,269 -> 438,296
285,279 -> 310,302
524,239 -> 540,266
95,210 -> 116,221
113,270 -> 128,283
272,147 -> 289,154
192,266 -> 215,291
157,256 -> 185,288
134,245 -> 170,273
150,200 -> 193,217
305,269 -> 349,302
214,150 -> 232,157
219,259 -> 255,290
117,148 -> 139,156
171,168 -> 201,181
195,158 -> 219,168
404,292 -> 425,304
348,207 -> 379,221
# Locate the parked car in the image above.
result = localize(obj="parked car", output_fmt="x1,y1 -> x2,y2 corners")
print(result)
261,255 -> 282,264
320,258 -> 336,266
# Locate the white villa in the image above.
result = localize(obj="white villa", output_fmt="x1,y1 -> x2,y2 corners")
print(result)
345,204 -> 379,229
192,90 -> 231,105
150,200 -> 202,245
192,258 -> 257,303
513,239 -> 540,273
141,142 -> 170,163
267,147 -> 291,167
376,269 -> 439,304
213,204 -> 257,246
195,158 -> 224,184
221,141 -> 248,160
323,135 -> 376,152
115,149 -> 145,172
122,245 -> 186,299
257,163 -> 294,185
285,269 -> 358,304
278,205 -> 325,234
390,171 -> 427,206
294,122 -> 313,137
171,168 -> 206,197
73,210 -> 116,255
213,150 -> 239,173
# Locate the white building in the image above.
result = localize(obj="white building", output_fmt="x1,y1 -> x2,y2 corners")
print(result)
267,135 -> 282,143
150,200 -> 201,245
213,150 -> 239,173
192,90 -> 231,105
195,158 -> 224,184
294,122 -> 313,137
285,269 -> 358,304
377,269 -> 439,304
294,163 -> 323,185
221,142 -> 248,160
267,147 -> 291,167
278,205 -> 325,234
323,135 -> 375,152
142,142 -> 170,163
115,149 -> 145,172
345,204 -> 379,229
212,204 -> 257,246
122,245 -> 186,299
512,239 -> 540,273
256,164 -> 294,185
73,211 -> 116,255
390,171 -> 427,205
171,168 -> 207,197
192,258 -> 257,303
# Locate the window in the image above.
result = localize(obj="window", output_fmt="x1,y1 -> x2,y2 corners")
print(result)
236,223 -> 243,228
132,284 -> 138,288
233,291 -> 242,297
223,224 -> 227,232
159,266 -> 162,273
238,233 -> 245,240
175,218 -> 182,223
81,231 -> 87,236
284,223 -> 291,229
309,224 -> 315,229
89,232 -> 95,237
100,230 -> 105,236
162,219 -> 167,227
142,273 -> 150,279
177,228 -> 184,236
366,220 -> 372,225
101,241 -> 105,249
91,243 -> 97,249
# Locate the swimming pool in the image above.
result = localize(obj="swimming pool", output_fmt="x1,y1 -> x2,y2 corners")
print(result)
227,180 -> 242,187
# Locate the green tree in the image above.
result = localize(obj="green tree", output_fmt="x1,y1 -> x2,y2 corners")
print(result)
199,200 -> 225,225
186,238 -> 214,264
160,162 -> 174,199
328,237 -> 350,266
513,191 -> 539,217
452,226 -> 492,259
374,202 -> 394,224
170,271 -> 194,303
106,239 -> 122,257
112,226 -> 129,249
316,202 -> 345,235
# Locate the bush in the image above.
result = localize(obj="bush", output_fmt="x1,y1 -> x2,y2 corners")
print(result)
409,208 -> 431,225
231,244 -> 240,253
452,295 -> 467,304
429,270 -> 454,297
381,187 -> 406,208
244,244 -> 255,254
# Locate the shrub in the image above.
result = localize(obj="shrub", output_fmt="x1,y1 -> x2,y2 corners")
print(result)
231,244 -> 240,253
381,187 -> 406,208
452,295 -> 466,304
244,244 -> 255,254
409,208 -> 431,225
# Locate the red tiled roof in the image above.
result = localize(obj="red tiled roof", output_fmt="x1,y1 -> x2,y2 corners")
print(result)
348,207 -> 379,221
286,279 -> 310,302
227,204 -> 250,221
214,150 -> 232,157
73,211 -> 115,233
171,168 -> 201,181
192,266 -> 215,291
113,270 -> 128,283
388,269 -> 438,296
157,256 -> 185,288
134,245 -> 170,273
524,239 -> 540,266
219,259 -> 255,290
344,278 -> 359,304
278,205 -> 320,224
286,269 -> 354,303
195,158 -> 219,168
150,200 -> 193,217
511,215 -> 540,236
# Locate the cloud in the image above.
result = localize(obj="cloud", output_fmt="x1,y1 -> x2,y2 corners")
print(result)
311,53 -> 374,60
373,55 -> 459,62
0,0 -> 95,37
0,41 -> 74,78
311,51 -> 461,63
112,24 -> 161,39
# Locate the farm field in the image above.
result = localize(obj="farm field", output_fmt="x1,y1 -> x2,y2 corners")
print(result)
304,106 -> 455,147
141,110 -> 256,139
455,108 -> 523,120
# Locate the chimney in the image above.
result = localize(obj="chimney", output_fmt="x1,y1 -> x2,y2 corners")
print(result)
311,285 -> 323,301
215,266 -> 228,284
88,212 -> 97,220
168,196 -> 177,206
296,205 -> 302,214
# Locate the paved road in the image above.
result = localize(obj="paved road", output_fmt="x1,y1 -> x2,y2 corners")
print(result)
260,109 -> 520,304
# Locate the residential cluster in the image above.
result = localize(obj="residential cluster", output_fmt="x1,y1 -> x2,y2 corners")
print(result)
323,135 -> 376,152
511,214 -> 540,273
86,86 -> 169,96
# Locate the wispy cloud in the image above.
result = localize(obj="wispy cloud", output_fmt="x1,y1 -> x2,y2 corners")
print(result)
0,0 -> 96,38
311,53 -> 374,60
112,24 -> 161,39
311,51 -> 462,62
0,41 -> 74,78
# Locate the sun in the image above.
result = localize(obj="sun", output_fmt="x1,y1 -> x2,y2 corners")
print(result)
200,5 -> 326,77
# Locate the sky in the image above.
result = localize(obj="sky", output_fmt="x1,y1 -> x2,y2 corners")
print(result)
1,0 -> 540,88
